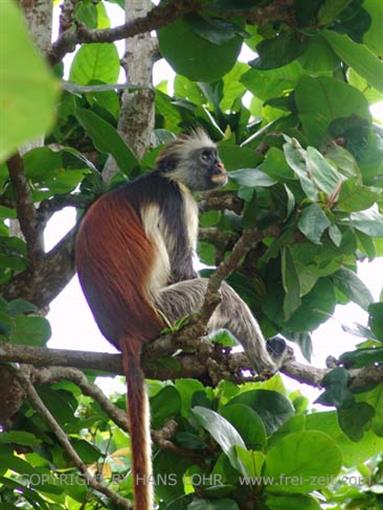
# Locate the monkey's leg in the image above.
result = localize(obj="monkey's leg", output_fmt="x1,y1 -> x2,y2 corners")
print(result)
154,279 -> 277,374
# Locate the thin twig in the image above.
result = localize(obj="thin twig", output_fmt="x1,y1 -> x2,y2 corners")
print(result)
6,154 -> 43,265
33,366 -> 130,432
48,0 -> 199,66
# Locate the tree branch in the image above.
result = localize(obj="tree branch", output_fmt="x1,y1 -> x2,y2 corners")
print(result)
2,341 -> 382,390
13,366 -> 132,509
32,366 -> 130,432
0,226 -> 76,307
47,0 -> 199,66
6,154 -> 43,265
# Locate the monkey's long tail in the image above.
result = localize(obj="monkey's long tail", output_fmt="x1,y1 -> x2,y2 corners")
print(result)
121,339 -> 153,510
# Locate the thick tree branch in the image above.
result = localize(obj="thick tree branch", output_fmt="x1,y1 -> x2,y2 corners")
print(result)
6,154 -> 43,265
13,366 -> 132,509
2,341 -> 382,390
200,190 -> 244,215
48,0 -> 199,66
0,226 -> 76,307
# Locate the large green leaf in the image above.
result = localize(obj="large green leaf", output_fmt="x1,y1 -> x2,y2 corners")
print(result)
75,107 -> 138,176
241,61 -> 304,101
267,494 -> 321,510
69,43 -> 120,85
250,32 -> 306,70
281,247 -> 301,319
9,316 -> 51,346
363,0 -> 383,55
295,76 -> 370,146
337,179 -> 381,212
318,0 -> 353,24
305,411 -> 383,466
347,209 -> 383,236
298,204 -> 331,245
224,390 -> 294,435
158,18 -> 242,82
265,431 -> 342,493
322,30 -> 383,92
229,168 -> 275,187
220,404 -> 267,450
0,0 -> 59,162
192,406 -> 247,474
332,267 -> 374,310
150,385 -> 181,428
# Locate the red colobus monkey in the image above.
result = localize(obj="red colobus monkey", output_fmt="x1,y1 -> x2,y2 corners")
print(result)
76,130 -> 277,510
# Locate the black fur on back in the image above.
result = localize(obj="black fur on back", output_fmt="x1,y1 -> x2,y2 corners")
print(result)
110,171 -> 197,284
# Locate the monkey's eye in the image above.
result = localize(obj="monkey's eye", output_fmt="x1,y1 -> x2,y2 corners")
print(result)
201,150 -> 211,162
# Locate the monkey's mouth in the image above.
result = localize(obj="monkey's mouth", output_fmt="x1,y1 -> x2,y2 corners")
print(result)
211,171 -> 228,186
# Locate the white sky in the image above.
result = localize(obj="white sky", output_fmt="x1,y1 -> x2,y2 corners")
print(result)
47,4 -> 383,401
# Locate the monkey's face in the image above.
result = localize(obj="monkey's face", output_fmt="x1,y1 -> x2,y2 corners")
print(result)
185,147 -> 228,191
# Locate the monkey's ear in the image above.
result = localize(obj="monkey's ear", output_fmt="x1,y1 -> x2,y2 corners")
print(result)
156,155 -> 178,173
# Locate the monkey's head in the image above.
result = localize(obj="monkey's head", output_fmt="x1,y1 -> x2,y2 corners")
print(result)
156,129 -> 228,191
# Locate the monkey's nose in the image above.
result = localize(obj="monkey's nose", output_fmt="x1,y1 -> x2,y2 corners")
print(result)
211,161 -> 228,185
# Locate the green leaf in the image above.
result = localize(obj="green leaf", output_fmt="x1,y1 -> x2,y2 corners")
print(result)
192,406 -> 247,474
332,267 -> 374,310
322,30 -> 383,93
75,107 -> 138,176
299,35 -> 339,73
306,411 -> 383,466
369,302 -> 383,341
69,43 -> 120,85
260,148 -> 295,182
220,62 -> 249,111
316,368 -> 353,408
229,168 -> 276,187
218,144 -> 261,171
347,209 -> 383,237
281,247 -> 301,319
0,0 -> 59,162
283,138 -> 318,201
338,401 -> 375,442
305,146 -> 344,197
363,0 -> 383,55
225,390 -> 295,435
174,75 -> 205,105
285,278 -> 337,332
187,498 -> 239,510
221,404 -> 267,450
250,32 -> 305,70
318,0 -> 352,24
158,18 -> 242,82
295,76 -> 370,147
337,179 -> 381,212
241,61 -> 304,101
266,494 -> 321,510
0,431 -> 41,448
265,431 -> 342,493
150,386 -> 181,428
339,348 -> 383,368
7,299 -> 37,316
186,14 -> 242,46
328,224 -> 342,247
298,204 -> 331,245
9,316 -> 51,346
